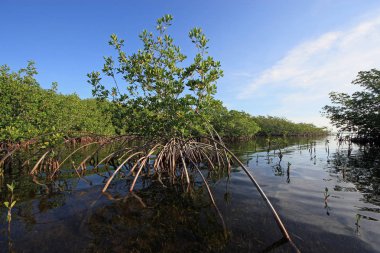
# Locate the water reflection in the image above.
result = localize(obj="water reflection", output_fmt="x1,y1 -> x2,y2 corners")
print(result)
227,137 -> 379,252
355,213 -> 379,236
0,137 -> 379,252
329,145 -> 380,205
273,162 -> 284,176
229,138 -> 379,207
87,183 -> 227,253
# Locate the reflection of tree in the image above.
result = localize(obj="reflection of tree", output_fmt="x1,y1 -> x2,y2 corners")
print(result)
355,213 -> 378,235
87,183 -> 227,252
273,163 -> 284,177
329,145 -> 380,205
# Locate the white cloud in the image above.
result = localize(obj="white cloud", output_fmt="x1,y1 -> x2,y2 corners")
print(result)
237,14 -> 380,126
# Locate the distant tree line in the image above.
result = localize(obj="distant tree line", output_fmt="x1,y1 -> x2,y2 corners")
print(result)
0,62 -> 327,144
0,62 -> 115,143
208,100 -> 327,139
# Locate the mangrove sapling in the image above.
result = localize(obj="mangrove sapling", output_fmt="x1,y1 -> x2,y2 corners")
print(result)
278,150 -> 283,163
355,214 -> 362,235
286,162 -> 291,183
324,187 -> 331,215
273,162 -> 284,177
4,181 -> 16,233
324,187 -> 330,202
266,137 -> 271,152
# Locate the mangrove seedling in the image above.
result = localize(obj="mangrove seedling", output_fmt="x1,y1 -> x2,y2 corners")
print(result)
355,214 -> 362,234
4,181 -> 16,230
278,150 -> 283,163
324,187 -> 330,203
286,162 -> 291,183
324,187 -> 331,215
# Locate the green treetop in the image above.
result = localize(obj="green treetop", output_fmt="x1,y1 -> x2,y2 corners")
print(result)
88,14 -> 223,139
323,69 -> 380,141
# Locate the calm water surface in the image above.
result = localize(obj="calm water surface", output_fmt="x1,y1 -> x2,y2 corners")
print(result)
0,136 -> 379,252
223,137 -> 379,252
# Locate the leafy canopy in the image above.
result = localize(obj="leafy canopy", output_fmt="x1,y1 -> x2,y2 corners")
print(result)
323,69 -> 380,140
88,15 -> 223,139
0,62 -> 115,142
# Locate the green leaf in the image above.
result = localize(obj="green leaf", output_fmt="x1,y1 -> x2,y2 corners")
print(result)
6,183 -> 14,191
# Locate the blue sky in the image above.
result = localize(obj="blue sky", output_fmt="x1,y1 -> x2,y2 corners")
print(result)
2,0 -> 380,128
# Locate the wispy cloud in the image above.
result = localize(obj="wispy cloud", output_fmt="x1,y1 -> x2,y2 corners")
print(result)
237,14 -> 380,126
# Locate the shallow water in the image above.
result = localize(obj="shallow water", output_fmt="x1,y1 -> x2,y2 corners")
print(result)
222,137 -> 380,252
0,136 -> 379,252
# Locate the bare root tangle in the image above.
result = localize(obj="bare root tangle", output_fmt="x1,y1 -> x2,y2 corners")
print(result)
29,150 -> 51,175
0,148 -> 19,169
102,150 -> 144,192
0,131 -> 126,172
22,136 -> 198,187
50,141 -> 101,178
98,137 -> 230,192
130,143 -> 163,191
25,135 -> 136,180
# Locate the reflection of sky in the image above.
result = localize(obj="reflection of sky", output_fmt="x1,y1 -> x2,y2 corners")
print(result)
2,1 -> 380,128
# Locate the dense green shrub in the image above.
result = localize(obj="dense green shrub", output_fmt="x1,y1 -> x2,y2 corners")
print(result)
0,62 -> 115,142
253,116 -> 327,137
207,100 -> 325,138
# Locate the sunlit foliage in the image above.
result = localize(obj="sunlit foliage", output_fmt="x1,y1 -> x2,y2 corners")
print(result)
323,69 -> 380,142
0,62 -> 115,142
88,15 -> 223,139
